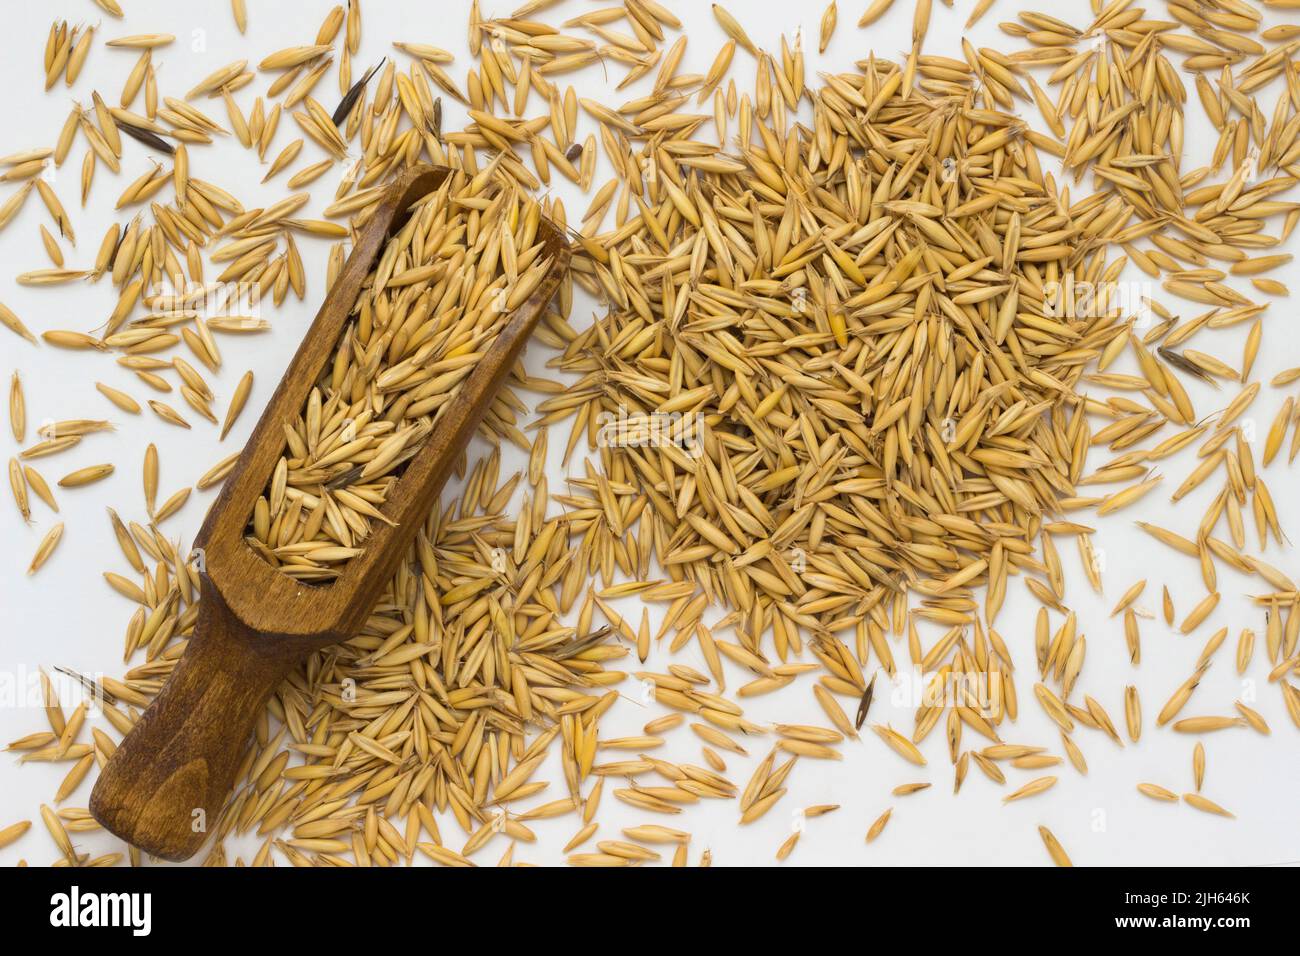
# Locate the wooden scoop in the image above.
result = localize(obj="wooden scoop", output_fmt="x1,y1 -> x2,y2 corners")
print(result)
89,164 -> 571,861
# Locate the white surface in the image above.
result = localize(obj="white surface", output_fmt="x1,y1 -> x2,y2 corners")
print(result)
0,0 -> 1298,867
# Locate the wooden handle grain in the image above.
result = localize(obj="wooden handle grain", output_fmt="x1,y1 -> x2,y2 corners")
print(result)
89,577 -> 303,861
88,166 -> 572,861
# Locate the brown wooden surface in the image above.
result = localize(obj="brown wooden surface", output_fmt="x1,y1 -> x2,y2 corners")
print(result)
89,164 -> 571,860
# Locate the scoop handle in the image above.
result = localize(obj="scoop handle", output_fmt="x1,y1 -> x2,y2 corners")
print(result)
90,578 -> 301,861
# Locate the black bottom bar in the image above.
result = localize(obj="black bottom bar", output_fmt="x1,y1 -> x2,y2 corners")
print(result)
2,864 -> 1284,941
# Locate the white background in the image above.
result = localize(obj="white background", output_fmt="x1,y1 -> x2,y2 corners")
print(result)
0,0 -> 1297,867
